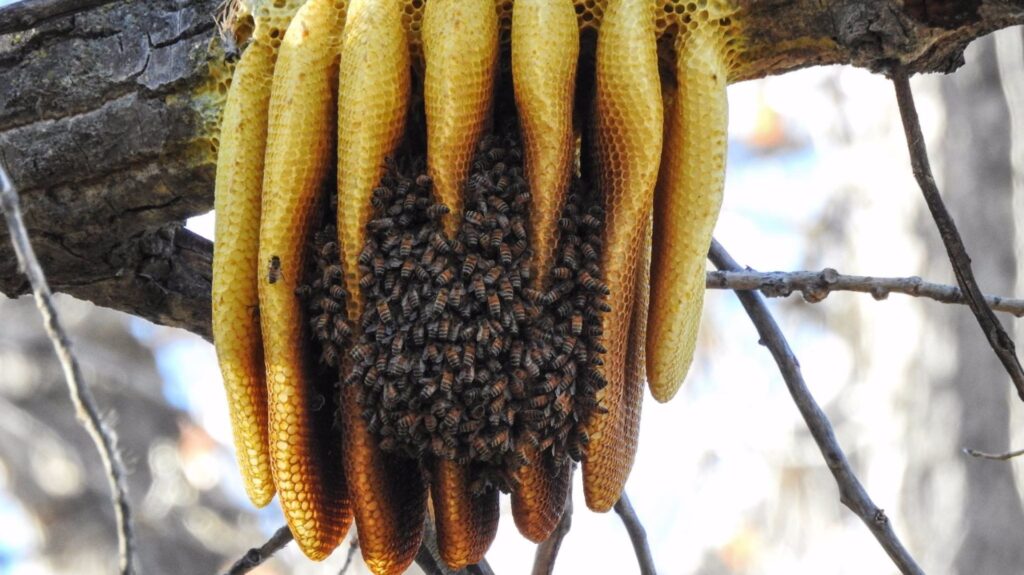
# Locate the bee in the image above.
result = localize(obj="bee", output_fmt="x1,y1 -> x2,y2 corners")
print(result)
459,419 -> 483,434
320,297 -> 343,314
320,344 -> 339,367
488,335 -> 504,357
440,369 -> 454,393
430,288 -> 449,317
570,313 -> 584,336
363,365 -> 380,387
484,266 -> 502,285
462,254 -> 479,278
580,271 -> 609,294
351,343 -> 374,364
442,406 -> 462,429
464,210 -> 485,226
489,429 -> 510,450
369,217 -> 396,231
511,220 -> 527,240
581,242 -> 598,261
513,446 -> 531,467
557,390 -> 573,413
471,276 -> 487,302
524,355 -> 541,379
509,341 -> 524,368
372,255 -> 386,277
359,272 -> 376,289
528,394 -> 550,409
581,213 -> 601,228
416,174 -> 432,188
427,203 -> 450,219
540,374 -> 560,393
323,264 -> 343,286
267,256 -> 282,283
382,383 -> 400,409
437,317 -> 451,340
487,147 -> 505,162
412,325 -> 426,347
449,284 -> 464,309
391,334 -> 405,356
396,413 -> 419,435
487,196 -> 509,214
429,232 -> 450,254
486,293 -> 502,318
471,436 -> 491,459
464,227 -> 480,247
462,343 -> 476,368
376,300 -> 393,324
498,243 -> 512,266
436,266 -> 455,286
561,335 -> 578,355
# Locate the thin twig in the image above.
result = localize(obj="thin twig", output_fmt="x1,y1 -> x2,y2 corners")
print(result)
338,535 -> 359,574
414,517 -> 493,575
706,269 -> 1024,317
963,447 -> 1024,461
222,526 -> 293,575
0,164 -> 136,573
709,239 -> 925,575
893,71 -> 1024,401
613,492 -> 656,575
531,469 -> 575,575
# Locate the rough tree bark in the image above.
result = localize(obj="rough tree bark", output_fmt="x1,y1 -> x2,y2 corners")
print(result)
0,0 -> 1022,342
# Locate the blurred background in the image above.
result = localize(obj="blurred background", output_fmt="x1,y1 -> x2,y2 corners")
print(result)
1,14 -> 1023,575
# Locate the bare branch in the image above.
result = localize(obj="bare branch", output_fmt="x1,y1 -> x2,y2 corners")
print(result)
708,239 -> 925,575
613,493 -> 657,575
221,526 -> 292,575
532,470 -> 574,575
706,268 -> 1024,317
892,72 -> 1024,401
337,536 -> 359,575
963,447 -> 1024,461
0,163 -> 136,573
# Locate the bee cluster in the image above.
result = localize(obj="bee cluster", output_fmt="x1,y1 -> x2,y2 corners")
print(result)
298,224 -> 353,372
302,124 -> 608,486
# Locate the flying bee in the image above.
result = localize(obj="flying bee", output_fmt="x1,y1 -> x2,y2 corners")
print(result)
267,256 -> 282,283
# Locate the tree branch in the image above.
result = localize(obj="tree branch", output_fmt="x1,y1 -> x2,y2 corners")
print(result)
0,0 -> 1021,330
0,162 -> 136,574
892,72 -> 1024,401
706,268 -> 1024,316
963,447 -> 1024,461
221,526 -> 292,575
613,493 -> 657,575
531,468 -> 575,575
708,239 -> 925,575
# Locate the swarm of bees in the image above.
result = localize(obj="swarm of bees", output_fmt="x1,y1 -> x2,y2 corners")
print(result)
212,0 -> 736,571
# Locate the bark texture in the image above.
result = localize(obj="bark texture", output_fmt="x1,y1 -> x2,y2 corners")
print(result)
0,0 -> 1022,340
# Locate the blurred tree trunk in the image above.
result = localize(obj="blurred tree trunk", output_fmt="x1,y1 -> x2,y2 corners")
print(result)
907,33 -> 1024,573
0,296 -> 263,574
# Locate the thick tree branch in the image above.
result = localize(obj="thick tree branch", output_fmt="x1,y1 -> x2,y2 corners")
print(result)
0,0 -> 1021,328
708,239 -> 925,575
613,493 -> 657,575
706,268 -> 1024,316
893,72 -> 1024,401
